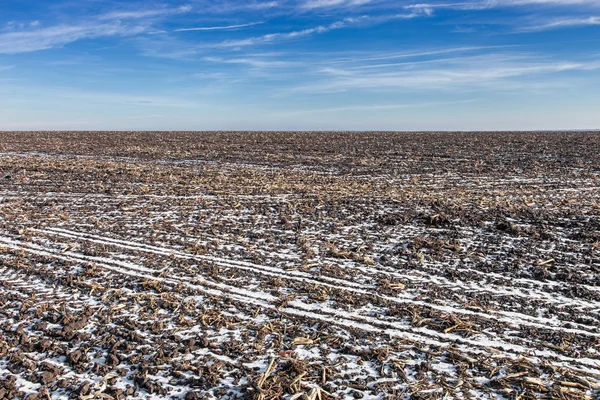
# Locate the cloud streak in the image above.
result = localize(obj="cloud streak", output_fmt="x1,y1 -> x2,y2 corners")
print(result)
203,56 -> 297,68
98,5 -> 192,21
0,5 -> 196,54
174,22 -> 263,32
0,23 -> 147,54
404,0 -> 600,8
210,10 -> 427,48
281,99 -> 477,115
286,53 -> 600,93
500,0 -> 600,5
213,19 -> 357,47
301,0 -> 375,9
521,16 -> 600,31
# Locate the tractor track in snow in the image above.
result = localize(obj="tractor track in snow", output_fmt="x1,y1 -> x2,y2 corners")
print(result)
2,233 -> 600,377
24,227 -> 600,336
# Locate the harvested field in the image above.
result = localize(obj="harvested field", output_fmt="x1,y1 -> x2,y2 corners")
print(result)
0,131 -> 599,400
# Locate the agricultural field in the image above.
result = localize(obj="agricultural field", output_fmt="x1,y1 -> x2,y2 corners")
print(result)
0,131 -> 599,400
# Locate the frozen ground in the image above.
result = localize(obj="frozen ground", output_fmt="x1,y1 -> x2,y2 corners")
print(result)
0,131 -> 599,399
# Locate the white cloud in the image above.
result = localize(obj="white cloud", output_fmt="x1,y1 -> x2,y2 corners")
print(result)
0,23 -> 147,54
0,4 -> 194,55
402,1 -> 600,31
522,16 -> 600,31
211,11 -> 427,48
501,0 -> 600,5
98,5 -> 192,20
0,1 -> 433,56
174,22 -> 263,32
203,56 -> 297,67
324,46 -> 513,65
404,0 -> 600,10
281,99 -> 477,115
287,53 -> 600,93
247,1 -> 280,9
214,19 -> 356,47
190,1 -> 280,14
301,0 -> 374,9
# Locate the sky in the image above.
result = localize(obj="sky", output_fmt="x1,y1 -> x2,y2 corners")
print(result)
0,0 -> 599,131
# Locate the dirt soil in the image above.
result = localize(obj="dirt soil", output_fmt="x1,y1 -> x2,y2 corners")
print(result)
0,131 -> 599,400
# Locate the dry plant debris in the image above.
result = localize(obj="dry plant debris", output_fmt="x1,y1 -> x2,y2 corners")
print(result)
0,131 -> 599,399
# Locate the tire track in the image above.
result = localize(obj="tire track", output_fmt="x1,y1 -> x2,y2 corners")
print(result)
2,234 -> 600,374
33,228 -> 600,336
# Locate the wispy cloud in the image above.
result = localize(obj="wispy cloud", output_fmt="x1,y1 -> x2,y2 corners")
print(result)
286,53 -> 600,93
98,5 -> 192,21
133,8 -> 430,60
203,56 -> 297,68
214,18 -> 358,47
0,23 -> 147,54
324,46 -> 514,65
247,1 -> 280,9
403,0 -> 600,12
521,16 -> 600,31
500,0 -> 600,5
402,1 -> 600,32
202,1 -> 280,13
0,1 -> 430,56
0,4 -> 196,55
301,0 -> 374,9
281,99 -> 477,115
174,22 -> 263,32
211,11 -> 426,48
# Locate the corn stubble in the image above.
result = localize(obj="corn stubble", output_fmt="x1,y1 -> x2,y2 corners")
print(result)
0,131 -> 599,400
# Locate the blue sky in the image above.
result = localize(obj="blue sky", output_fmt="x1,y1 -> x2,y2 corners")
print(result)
1,0 -> 599,130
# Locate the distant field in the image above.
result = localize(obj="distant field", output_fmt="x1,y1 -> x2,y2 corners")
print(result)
1,131 -> 599,400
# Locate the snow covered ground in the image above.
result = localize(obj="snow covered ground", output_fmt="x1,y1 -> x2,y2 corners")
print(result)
1,131 -> 599,399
